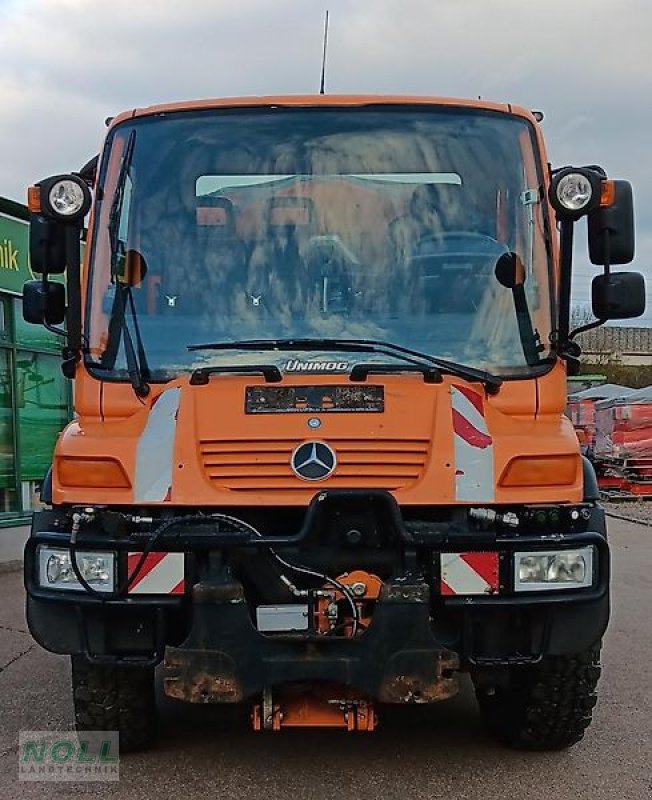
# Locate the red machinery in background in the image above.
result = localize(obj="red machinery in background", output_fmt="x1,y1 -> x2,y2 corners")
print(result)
593,387 -> 652,496
566,384 -> 632,458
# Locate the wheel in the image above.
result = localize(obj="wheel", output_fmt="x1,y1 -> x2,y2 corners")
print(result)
474,646 -> 602,750
71,656 -> 157,752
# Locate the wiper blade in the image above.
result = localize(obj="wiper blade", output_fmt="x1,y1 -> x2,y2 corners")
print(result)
433,357 -> 502,393
349,340 -> 502,392
101,284 -> 150,397
188,337 -> 437,373
108,129 -> 136,269
102,129 -> 150,398
188,338 -> 502,393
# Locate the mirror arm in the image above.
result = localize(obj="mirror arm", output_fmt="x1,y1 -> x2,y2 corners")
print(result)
59,223 -> 85,378
569,316 -> 607,341
557,218 -> 575,347
568,227 -> 612,341
37,273 -> 66,337
42,319 -> 67,339
601,226 -> 611,276
64,223 -> 83,354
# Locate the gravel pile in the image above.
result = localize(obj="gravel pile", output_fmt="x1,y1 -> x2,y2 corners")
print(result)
601,499 -> 652,526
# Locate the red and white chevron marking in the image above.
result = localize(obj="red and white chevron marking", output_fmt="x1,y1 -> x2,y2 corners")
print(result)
127,552 -> 185,595
451,384 -> 494,502
440,551 -> 499,596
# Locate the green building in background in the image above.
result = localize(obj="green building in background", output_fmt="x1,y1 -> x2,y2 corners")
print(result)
0,196 -> 71,524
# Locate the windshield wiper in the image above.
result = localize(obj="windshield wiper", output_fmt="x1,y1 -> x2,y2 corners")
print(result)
108,129 -> 136,266
103,130 -> 150,398
188,338 -> 502,393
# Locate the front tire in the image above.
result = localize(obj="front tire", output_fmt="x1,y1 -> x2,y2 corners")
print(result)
474,646 -> 602,750
71,656 -> 157,752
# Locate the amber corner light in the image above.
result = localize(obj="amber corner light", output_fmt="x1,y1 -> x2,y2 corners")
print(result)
600,180 -> 616,208
27,185 -> 41,213
499,455 -> 579,488
57,457 -> 131,489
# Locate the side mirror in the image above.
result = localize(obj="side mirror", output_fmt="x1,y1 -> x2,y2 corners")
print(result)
29,215 -> 67,274
592,272 -> 645,319
494,251 -> 525,288
22,280 -> 66,325
588,180 -> 635,265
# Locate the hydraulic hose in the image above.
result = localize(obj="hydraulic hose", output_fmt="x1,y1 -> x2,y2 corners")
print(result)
68,510 -> 361,635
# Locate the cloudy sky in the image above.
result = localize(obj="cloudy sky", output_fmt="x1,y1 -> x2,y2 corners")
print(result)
1,0 -> 651,320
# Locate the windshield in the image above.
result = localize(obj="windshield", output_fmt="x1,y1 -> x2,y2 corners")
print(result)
86,106 -> 553,381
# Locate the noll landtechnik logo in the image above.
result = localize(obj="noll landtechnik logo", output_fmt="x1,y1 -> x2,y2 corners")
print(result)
19,731 -> 119,782
291,441 -> 337,481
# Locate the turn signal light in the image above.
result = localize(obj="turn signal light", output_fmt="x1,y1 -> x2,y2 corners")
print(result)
499,455 -> 579,488
27,185 -> 41,213
57,457 -> 131,489
600,179 -> 616,208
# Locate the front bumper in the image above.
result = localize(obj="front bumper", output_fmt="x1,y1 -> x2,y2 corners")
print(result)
24,496 -> 610,683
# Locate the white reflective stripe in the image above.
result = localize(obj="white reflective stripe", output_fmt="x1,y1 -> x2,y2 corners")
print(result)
129,553 -> 184,594
441,553 -> 491,595
451,387 -> 489,435
453,435 -> 494,502
134,388 -> 181,502
451,387 -> 494,502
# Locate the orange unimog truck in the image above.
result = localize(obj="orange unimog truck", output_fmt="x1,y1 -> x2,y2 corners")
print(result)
22,96 -> 645,751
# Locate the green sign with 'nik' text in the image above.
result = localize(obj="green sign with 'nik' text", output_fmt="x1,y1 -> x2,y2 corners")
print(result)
0,209 -> 31,294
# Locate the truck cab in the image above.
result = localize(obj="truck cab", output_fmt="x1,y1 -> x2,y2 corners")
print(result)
22,96 -> 645,750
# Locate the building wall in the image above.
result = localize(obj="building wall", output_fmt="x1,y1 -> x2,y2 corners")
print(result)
0,197 -> 72,527
582,351 -> 652,367
577,326 -> 652,366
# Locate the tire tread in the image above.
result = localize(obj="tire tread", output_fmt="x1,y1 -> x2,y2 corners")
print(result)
71,656 -> 156,752
476,646 -> 602,750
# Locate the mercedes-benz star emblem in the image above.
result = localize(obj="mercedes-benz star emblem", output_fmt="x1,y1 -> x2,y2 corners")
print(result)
291,441 -> 337,481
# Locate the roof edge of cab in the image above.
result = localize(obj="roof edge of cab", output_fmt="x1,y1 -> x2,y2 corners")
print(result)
108,95 -> 537,131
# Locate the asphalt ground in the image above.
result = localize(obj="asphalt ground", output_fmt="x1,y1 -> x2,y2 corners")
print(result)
0,517 -> 650,800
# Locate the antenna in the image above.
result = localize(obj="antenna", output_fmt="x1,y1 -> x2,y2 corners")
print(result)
319,10 -> 329,95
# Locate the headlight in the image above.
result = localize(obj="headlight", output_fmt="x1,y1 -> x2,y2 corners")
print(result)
37,546 -> 116,593
48,179 -> 87,218
514,547 -> 594,591
555,173 -> 594,212
36,174 -> 92,222
549,168 -> 602,219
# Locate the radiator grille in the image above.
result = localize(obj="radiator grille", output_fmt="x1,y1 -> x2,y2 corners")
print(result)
199,438 -> 429,492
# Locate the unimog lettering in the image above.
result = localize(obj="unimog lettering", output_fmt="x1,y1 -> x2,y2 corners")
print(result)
284,359 -> 350,373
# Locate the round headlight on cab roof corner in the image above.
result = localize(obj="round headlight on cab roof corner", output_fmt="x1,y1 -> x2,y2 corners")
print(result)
549,167 -> 602,219
556,173 -> 593,211
40,174 -> 91,222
